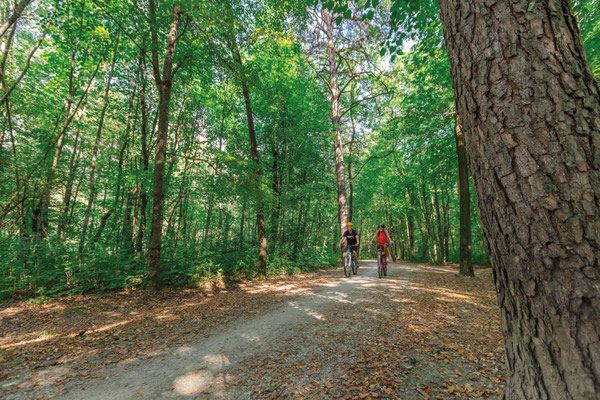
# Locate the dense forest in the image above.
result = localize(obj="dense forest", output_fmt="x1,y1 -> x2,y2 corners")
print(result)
0,0 -> 497,297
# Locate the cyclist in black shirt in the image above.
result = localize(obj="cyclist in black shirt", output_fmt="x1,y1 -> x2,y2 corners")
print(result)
339,222 -> 360,267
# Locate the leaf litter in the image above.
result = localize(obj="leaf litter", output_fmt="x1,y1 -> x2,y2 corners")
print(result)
1,262 -> 505,399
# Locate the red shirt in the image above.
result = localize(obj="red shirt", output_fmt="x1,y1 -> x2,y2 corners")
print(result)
376,229 -> 390,245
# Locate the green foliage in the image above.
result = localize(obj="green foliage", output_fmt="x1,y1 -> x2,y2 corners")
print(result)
6,0 -> 596,299
573,0 -> 600,80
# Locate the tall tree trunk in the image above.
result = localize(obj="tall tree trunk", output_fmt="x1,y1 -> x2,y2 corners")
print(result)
79,34 -> 119,254
438,0 -> 600,398
228,16 -> 267,278
433,179 -> 445,262
136,55 -> 150,258
146,4 -> 181,290
239,200 -> 246,249
455,115 -> 473,276
323,7 -> 349,238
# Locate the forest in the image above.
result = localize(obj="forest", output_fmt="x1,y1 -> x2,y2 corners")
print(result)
0,0 -> 498,297
1,0 -> 600,399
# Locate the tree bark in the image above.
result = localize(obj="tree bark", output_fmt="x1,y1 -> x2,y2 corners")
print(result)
438,0 -> 600,398
323,7 -> 349,238
0,0 -> 32,39
146,3 -> 181,290
455,115 -> 474,276
136,54 -> 150,258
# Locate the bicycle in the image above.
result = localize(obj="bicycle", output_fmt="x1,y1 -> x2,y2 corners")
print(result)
342,245 -> 359,277
371,243 -> 391,278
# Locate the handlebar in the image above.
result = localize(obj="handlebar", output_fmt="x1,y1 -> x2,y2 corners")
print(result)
370,243 -> 392,247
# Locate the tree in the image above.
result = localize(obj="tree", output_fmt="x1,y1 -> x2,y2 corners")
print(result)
146,0 -> 183,290
0,0 -> 33,39
438,0 -> 600,397
455,115 -> 473,276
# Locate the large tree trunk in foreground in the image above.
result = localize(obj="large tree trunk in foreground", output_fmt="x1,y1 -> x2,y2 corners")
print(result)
455,115 -> 473,276
438,0 -> 600,398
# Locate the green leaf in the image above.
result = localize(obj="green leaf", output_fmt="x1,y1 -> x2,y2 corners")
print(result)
344,10 -> 352,19
336,16 -> 343,25
380,48 -> 386,56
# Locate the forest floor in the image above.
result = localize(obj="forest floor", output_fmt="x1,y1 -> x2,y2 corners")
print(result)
1,261 -> 506,399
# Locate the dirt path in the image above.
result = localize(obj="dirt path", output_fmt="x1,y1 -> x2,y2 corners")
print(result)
4,262 -> 505,399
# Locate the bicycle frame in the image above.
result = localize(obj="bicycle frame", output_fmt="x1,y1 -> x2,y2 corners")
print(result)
343,245 -> 358,277
373,243 -> 390,278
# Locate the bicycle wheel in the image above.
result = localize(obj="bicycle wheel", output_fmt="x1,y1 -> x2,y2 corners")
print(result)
383,261 -> 387,276
344,253 -> 352,277
378,254 -> 383,278
352,257 -> 358,275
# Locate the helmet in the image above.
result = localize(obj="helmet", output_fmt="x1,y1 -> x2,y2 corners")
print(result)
347,222 -> 353,226
379,224 -> 385,228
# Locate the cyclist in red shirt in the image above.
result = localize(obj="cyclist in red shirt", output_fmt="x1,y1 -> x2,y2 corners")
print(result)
369,224 -> 393,265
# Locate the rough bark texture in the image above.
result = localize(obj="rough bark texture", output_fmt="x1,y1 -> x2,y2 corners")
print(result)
455,115 -> 474,276
438,0 -> 600,398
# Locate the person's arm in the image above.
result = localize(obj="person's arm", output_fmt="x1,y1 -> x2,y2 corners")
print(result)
369,231 -> 378,245
356,231 -> 360,246
339,231 -> 347,247
385,230 -> 393,244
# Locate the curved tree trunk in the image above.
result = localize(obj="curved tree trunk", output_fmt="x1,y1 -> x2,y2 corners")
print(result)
438,0 -> 600,398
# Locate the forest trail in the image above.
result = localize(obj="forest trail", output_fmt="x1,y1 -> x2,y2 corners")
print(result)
59,262 -> 385,400
3,262 -> 505,399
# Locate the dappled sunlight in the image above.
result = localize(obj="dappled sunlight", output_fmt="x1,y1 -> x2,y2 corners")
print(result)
1,262 -> 504,399
240,333 -> 261,343
173,369 -> 215,395
0,319 -> 133,349
203,353 -> 232,369
288,301 -> 326,320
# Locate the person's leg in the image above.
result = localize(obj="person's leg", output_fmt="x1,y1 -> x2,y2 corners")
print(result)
352,248 -> 359,266
384,246 -> 390,265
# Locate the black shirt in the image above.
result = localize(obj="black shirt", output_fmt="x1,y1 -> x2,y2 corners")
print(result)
343,229 -> 358,245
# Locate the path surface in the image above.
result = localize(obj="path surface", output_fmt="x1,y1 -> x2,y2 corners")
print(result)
5,262 -> 505,399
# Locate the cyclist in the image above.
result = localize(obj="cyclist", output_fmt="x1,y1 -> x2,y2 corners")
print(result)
369,224 -> 393,266
339,222 -> 359,267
